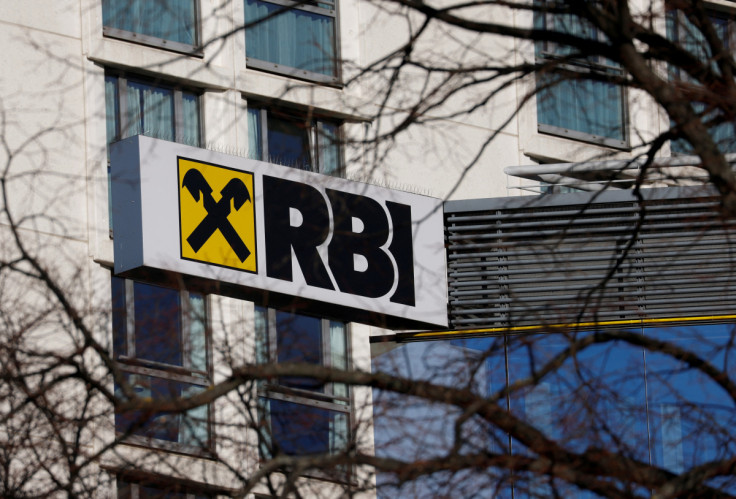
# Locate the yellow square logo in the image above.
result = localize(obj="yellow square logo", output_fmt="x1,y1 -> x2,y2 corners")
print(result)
178,158 -> 257,273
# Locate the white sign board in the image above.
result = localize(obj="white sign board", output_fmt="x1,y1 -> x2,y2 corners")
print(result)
111,136 -> 448,328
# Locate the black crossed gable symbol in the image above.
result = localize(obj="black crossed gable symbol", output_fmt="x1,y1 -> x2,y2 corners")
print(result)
181,168 -> 252,262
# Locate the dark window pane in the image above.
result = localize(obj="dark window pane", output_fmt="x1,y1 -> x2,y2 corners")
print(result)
115,373 -> 208,445
117,477 -> 214,499
249,107 -> 342,174
267,115 -> 312,170
139,486 -> 188,499
111,276 -> 127,358
117,478 -> 132,499
262,397 -> 347,456
276,311 -> 322,389
134,282 -> 182,366
116,374 -> 182,442
276,311 -> 322,364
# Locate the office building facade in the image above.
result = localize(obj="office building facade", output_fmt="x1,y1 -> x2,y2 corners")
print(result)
1,0 -> 734,497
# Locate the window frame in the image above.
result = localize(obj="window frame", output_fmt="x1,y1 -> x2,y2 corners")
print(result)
255,307 -> 353,467
105,71 -> 204,149
244,0 -> 341,86
534,6 -> 630,149
248,105 -> 344,175
112,276 -> 214,456
116,475 -> 216,498
666,6 -> 736,154
101,0 -> 203,56
667,7 -> 735,80
258,308 -> 351,403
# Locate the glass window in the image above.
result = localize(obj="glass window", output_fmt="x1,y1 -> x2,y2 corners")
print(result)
132,281 -> 183,366
371,338 -> 509,497
247,106 -> 342,175
102,0 -> 199,53
645,324 -> 736,476
534,4 -> 628,147
117,476 -> 214,499
371,323 -> 736,496
276,311 -> 323,389
111,276 -> 211,454
667,9 -> 736,153
105,73 -> 201,150
244,0 -> 338,84
258,397 -> 349,456
255,307 -> 351,462
503,331 -> 649,498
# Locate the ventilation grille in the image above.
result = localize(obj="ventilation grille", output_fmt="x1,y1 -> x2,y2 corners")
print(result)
444,188 -> 736,330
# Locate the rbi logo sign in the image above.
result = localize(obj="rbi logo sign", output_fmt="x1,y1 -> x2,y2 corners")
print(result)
178,158 -> 257,272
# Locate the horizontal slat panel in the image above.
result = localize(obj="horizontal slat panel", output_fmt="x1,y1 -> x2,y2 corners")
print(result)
444,187 -> 736,329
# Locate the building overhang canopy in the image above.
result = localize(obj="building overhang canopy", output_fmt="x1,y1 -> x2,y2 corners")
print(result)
504,154 -> 736,192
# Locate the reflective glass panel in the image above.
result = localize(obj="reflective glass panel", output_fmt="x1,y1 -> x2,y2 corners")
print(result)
260,397 -> 347,456
245,0 -> 336,77
537,76 -> 626,141
133,282 -> 182,367
117,477 -> 213,499
668,12 -> 736,153
124,80 -> 175,142
180,92 -> 201,147
111,276 -> 127,358
319,121 -> 340,175
534,6 -> 625,143
370,323 -> 736,496
276,311 -> 322,389
115,373 -> 208,446
102,0 -> 197,46
506,333 -> 648,456
372,338 -> 509,498
247,107 -> 263,160
646,323 -> 736,484
267,114 -> 312,170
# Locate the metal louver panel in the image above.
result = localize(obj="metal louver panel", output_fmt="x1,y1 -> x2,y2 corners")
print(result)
444,186 -> 736,330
